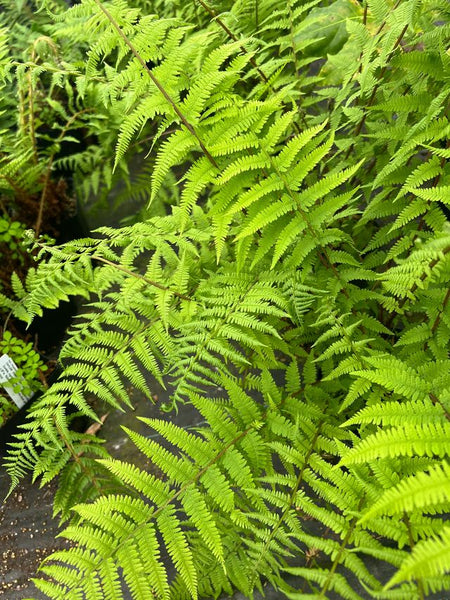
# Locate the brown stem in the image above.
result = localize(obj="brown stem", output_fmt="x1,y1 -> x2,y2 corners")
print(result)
357,2 -> 368,75
128,127 -> 177,152
319,497 -> 365,598
34,157 -> 53,237
194,0 -> 302,132
363,2 -> 368,26
54,418 -> 103,495
356,0 -> 402,81
91,254 -> 192,301
257,140 -> 351,299
1,174 -> 26,197
362,23 -> 409,123
27,70 -> 38,164
404,514 -> 425,600
93,0 -> 218,168
431,287 -> 450,334
195,0 -> 269,84
250,420 -> 324,587
287,0 -> 299,77
18,87 -> 27,139
429,392 -> 450,422
374,0 -> 402,37
413,132 -> 449,235
345,23 -> 408,159
398,245 -> 450,311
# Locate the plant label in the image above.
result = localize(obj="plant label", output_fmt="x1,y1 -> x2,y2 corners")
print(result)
0,354 -> 33,409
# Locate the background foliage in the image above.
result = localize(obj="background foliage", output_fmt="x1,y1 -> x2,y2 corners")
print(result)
1,0 -> 449,598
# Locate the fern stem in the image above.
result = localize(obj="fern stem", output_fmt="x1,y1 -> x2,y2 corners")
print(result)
286,0 -> 307,128
355,23 -> 409,135
92,0 -> 218,168
193,0 -> 302,132
373,0 -> 402,37
392,138 -> 450,260
287,0 -> 299,77
53,417 -> 104,498
18,85 -> 27,144
431,287 -> 450,335
249,420 -> 324,587
194,0 -> 269,84
362,1 -> 368,27
34,157 -> 52,237
383,245 -> 450,334
398,245 -> 450,311
318,496 -> 365,598
345,21 -> 409,159
128,127 -> 177,153
90,254 -> 192,301
0,173 -> 26,197
256,135 -> 350,298
403,514 -> 425,600
429,393 -> 450,422
26,70 -> 38,164
356,0 -> 402,76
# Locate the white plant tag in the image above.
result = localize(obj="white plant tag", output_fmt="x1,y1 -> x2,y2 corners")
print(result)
0,354 -> 33,409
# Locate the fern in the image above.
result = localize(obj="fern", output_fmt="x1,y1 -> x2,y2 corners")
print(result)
1,0 -> 450,598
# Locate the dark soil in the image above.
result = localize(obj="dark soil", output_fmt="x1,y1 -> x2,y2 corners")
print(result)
0,473 -> 72,599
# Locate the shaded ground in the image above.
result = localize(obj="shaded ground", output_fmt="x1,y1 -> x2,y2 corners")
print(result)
1,385 -> 444,600
0,382 -> 206,599
0,473 -> 71,599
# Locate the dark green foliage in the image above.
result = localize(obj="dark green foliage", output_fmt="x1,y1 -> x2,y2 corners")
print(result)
1,0 -> 449,598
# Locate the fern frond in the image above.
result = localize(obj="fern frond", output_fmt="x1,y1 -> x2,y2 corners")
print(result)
340,423 -> 450,465
386,525 -> 450,588
360,461 -> 450,521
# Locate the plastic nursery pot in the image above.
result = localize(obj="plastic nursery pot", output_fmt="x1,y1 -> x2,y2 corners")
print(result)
0,209 -> 88,448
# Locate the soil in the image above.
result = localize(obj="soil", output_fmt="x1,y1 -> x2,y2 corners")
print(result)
0,474 -> 72,599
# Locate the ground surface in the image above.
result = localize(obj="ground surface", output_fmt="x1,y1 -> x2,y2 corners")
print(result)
1,386 -> 445,600
0,383 -> 208,599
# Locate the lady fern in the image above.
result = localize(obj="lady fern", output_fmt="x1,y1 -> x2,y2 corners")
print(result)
1,0 -> 449,598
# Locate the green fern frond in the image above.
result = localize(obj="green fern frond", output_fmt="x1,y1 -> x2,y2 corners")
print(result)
386,525 -> 450,589
340,423 -> 450,465
360,461 -> 450,521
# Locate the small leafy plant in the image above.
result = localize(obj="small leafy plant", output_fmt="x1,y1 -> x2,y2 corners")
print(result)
0,330 -> 47,424
0,217 -> 26,261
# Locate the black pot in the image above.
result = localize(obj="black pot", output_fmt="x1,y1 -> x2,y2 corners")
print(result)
0,206 -> 89,446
